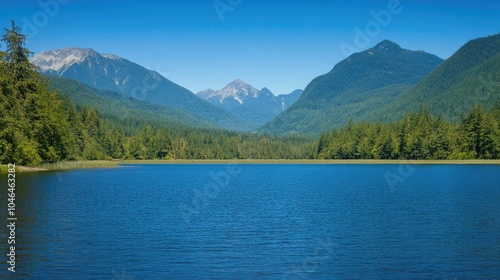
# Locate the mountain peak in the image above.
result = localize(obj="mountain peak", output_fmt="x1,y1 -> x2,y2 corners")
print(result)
39,47 -> 97,57
196,82 -> 301,125
225,79 -> 258,92
200,79 -> 259,104
372,40 -> 402,52
31,47 -> 99,72
260,87 -> 274,97
228,79 -> 247,88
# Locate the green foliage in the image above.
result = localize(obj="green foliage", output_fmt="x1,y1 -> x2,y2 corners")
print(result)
0,22 -> 114,165
381,33 -> 500,122
0,21 -> 45,165
315,105 -> 500,160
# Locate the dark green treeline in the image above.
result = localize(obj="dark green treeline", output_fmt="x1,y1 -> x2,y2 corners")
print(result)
315,105 -> 500,160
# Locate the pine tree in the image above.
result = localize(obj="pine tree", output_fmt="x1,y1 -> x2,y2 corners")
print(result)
152,126 -> 172,159
460,106 -> 484,158
2,20 -> 38,100
0,21 -> 42,165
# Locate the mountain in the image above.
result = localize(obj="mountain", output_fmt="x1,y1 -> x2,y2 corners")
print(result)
259,40 -> 444,136
31,48 -> 258,132
377,33 -> 500,121
46,76 -> 218,131
197,79 -> 262,107
196,79 -> 303,124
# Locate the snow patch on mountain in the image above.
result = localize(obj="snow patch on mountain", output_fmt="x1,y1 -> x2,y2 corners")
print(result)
197,79 -> 261,105
102,53 -> 121,60
30,47 -> 95,72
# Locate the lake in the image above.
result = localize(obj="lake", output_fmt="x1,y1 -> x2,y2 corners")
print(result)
1,164 -> 500,279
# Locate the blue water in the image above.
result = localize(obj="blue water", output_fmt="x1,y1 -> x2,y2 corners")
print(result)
1,164 -> 500,279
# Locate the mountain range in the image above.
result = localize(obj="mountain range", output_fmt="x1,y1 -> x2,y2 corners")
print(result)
196,80 -> 302,124
31,33 -> 500,137
31,48 -> 258,132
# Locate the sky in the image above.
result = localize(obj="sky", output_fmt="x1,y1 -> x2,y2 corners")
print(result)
1,0 -> 499,95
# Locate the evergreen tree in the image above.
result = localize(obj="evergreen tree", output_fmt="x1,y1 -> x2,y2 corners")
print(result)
152,126 -> 172,159
460,106 -> 484,158
0,21 -> 42,165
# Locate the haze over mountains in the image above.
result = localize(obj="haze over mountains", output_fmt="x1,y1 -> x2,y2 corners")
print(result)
196,80 -> 302,124
31,34 -> 500,137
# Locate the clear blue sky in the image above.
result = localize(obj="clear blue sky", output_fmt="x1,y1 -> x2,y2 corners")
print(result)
1,0 -> 499,95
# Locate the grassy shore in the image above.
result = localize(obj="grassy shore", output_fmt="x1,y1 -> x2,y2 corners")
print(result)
0,161 -> 119,173
37,160 -> 120,171
1,159 -> 500,173
117,159 -> 500,165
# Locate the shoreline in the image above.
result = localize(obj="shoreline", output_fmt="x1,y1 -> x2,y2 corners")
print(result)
117,159 -> 500,165
2,159 -> 500,173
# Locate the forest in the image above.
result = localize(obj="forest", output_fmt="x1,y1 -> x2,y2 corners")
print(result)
315,105 -> 500,160
0,22 -> 499,166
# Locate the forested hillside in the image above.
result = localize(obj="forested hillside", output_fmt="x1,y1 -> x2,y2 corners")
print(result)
48,76 -> 219,132
260,40 -> 444,135
379,33 -> 500,121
